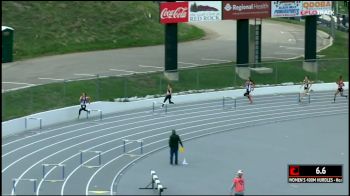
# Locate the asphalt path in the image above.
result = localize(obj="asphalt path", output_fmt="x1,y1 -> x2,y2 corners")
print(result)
2,20 -> 331,92
1,90 -> 348,195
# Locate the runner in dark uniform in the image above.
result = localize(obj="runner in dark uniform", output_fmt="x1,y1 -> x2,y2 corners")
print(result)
78,92 -> 90,119
162,84 -> 174,107
244,77 -> 255,104
299,76 -> 312,102
334,75 -> 348,102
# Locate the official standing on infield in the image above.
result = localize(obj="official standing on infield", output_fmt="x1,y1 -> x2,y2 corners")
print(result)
168,129 -> 183,165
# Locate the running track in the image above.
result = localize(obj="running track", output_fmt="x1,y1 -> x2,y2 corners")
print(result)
2,90 -> 348,195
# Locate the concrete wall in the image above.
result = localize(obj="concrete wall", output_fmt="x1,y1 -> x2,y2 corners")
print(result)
2,82 -> 347,138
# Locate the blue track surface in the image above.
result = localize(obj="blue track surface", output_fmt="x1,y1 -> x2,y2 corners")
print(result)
2,90 -> 348,195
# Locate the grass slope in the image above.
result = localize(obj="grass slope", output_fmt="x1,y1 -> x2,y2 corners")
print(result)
2,1 -> 204,60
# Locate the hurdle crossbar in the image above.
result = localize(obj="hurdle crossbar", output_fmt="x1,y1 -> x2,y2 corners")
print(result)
87,109 -> 103,120
298,93 -> 311,104
123,139 -> 143,155
42,163 -> 65,181
12,178 -> 38,193
152,101 -> 167,114
80,150 -> 102,168
222,96 -> 236,110
25,117 -> 43,130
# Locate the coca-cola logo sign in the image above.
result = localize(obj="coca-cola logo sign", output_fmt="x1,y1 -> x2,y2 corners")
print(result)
160,2 -> 189,24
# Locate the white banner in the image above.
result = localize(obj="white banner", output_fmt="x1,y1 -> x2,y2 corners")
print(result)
189,1 -> 222,22
271,1 -> 302,18
300,1 -> 333,16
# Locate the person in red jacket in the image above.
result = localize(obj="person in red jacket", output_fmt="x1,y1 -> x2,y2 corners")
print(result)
230,170 -> 245,195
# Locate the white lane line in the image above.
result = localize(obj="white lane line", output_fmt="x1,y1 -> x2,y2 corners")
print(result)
2,97 -> 224,148
42,106 -> 246,194
178,62 -> 201,66
3,92 -> 338,160
2,94 -> 289,157
2,86 -> 39,93
279,46 -> 304,50
138,65 -> 162,69
2,90 -> 335,153
38,77 -> 65,81
274,52 -> 299,55
1,91 -> 334,148
261,57 -> 288,60
66,100 -> 344,194
109,109 -> 347,195
2,81 -> 36,86
84,106 -> 346,195
285,55 -> 304,60
9,97 -> 343,194
201,58 -> 231,62
74,73 -> 97,76
3,98 -> 235,161
109,69 -> 140,73
2,122 -> 87,147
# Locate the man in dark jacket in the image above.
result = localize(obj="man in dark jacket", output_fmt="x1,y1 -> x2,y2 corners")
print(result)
169,129 -> 183,165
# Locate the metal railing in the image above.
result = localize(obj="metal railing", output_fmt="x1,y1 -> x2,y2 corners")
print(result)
2,58 -> 348,121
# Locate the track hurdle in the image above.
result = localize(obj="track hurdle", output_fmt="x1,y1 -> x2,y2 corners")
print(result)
122,139 -> 144,156
139,170 -> 166,195
42,163 -> 65,182
152,101 -> 167,114
12,178 -> 38,194
222,96 -> 236,110
87,109 -> 103,120
80,150 -> 102,168
25,117 -> 43,130
298,92 -> 311,104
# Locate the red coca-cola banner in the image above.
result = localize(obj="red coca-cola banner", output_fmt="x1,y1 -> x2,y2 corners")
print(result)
160,2 -> 189,24
222,1 -> 271,20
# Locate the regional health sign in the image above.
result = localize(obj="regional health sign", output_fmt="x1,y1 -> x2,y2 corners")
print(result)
222,1 -> 271,20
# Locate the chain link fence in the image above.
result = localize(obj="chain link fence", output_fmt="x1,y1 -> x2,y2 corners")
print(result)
2,58 -> 348,121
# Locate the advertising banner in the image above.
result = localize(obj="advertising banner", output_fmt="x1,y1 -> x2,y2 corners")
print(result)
300,1 -> 333,16
271,1 -> 302,18
189,1 -> 222,22
222,1 -> 271,20
160,2 -> 189,24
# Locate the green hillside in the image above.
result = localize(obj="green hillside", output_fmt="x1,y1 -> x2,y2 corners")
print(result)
1,1 -> 205,60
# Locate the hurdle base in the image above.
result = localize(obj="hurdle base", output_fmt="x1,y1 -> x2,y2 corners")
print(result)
43,179 -> 65,182
139,187 -> 167,190
123,153 -> 142,157
81,164 -> 102,168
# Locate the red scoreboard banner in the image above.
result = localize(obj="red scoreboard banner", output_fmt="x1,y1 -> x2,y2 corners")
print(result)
222,1 -> 271,20
160,2 -> 189,24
